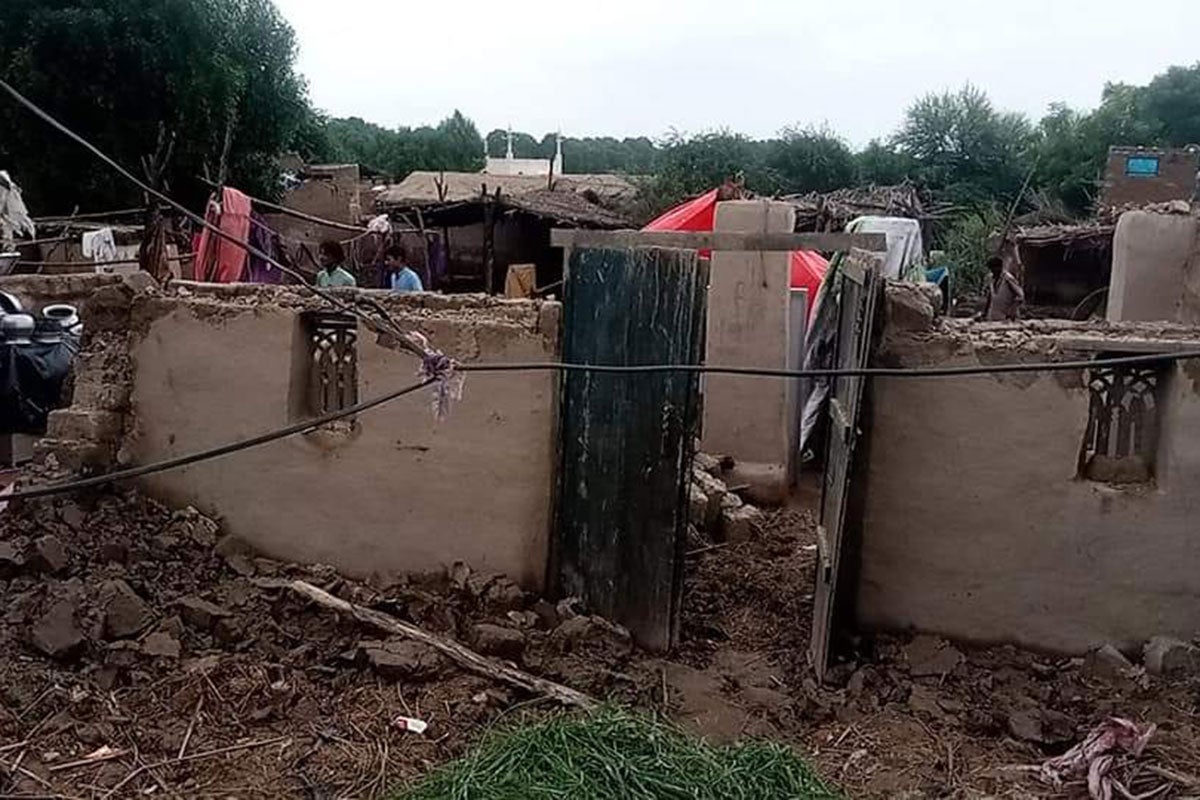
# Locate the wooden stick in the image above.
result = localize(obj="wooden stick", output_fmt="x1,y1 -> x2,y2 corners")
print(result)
178,695 -> 203,759
289,580 -> 595,709
48,749 -> 128,772
549,229 -> 886,252
101,736 -> 287,798
1146,765 -> 1200,788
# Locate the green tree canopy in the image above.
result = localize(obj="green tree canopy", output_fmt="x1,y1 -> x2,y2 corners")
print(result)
1141,64 -> 1200,147
0,0 -> 315,212
762,125 -> 856,194
893,84 -> 1035,207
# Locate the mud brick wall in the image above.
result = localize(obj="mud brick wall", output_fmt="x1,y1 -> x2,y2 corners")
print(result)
852,287 -> 1200,654
0,274 -> 142,476
1108,209 -> 1200,323
108,284 -> 561,588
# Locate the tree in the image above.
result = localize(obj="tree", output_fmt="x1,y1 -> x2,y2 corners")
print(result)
655,130 -> 766,198
0,0 -> 315,212
762,125 -> 855,194
1141,63 -> 1200,146
855,139 -> 916,186
894,84 -> 1034,206
485,128 -> 542,159
429,110 -> 484,172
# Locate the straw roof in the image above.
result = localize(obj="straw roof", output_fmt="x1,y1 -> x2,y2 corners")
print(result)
376,171 -> 639,209
1015,222 -> 1115,248
780,183 -> 944,232
502,189 -> 631,228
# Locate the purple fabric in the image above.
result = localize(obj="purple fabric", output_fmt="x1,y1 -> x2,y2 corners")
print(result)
246,213 -> 286,284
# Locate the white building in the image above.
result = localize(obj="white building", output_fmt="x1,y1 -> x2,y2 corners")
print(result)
483,130 -> 563,177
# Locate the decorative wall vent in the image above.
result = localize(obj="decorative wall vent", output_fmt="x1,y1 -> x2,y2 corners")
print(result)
303,312 -> 358,417
1080,358 -> 1165,484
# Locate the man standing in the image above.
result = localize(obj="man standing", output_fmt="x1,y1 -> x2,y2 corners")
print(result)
386,244 -> 424,293
981,256 -> 1023,321
315,241 -> 357,287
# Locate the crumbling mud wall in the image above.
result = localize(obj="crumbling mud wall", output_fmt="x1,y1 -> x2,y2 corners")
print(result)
853,284 -> 1200,654
42,281 -> 561,588
1107,208 -> 1200,323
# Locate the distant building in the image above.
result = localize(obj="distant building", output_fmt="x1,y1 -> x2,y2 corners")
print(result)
484,129 -> 563,177
1100,146 -> 1200,208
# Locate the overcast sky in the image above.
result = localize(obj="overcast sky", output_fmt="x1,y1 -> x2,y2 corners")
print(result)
274,0 -> 1200,147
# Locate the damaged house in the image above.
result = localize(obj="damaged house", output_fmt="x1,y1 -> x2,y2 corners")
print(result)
376,171 -> 636,294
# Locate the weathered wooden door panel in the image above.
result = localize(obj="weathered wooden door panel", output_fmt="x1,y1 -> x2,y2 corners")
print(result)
555,246 -> 707,651
811,249 -> 881,679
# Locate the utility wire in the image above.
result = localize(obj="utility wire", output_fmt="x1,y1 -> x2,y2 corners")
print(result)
0,77 -> 431,362
460,348 -> 1200,379
4,378 -> 434,502
7,348 -> 1200,503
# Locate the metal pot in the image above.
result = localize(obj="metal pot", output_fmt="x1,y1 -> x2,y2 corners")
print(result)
32,317 -> 63,344
0,312 -> 35,344
0,290 -> 22,313
42,304 -> 81,336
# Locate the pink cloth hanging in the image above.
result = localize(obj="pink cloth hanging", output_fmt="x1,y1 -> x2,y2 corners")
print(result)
193,187 -> 252,283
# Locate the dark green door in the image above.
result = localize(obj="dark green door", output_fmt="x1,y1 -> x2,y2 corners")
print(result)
554,246 -> 708,651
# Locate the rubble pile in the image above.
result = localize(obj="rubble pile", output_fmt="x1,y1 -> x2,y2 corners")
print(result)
688,453 -> 765,544
2,489 -> 1197,798
0,491 -> 641,797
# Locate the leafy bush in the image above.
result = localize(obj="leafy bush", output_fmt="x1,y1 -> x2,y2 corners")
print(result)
940,205 -> 1005,299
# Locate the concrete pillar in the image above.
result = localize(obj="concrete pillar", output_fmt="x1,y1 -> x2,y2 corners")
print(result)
701,200 -> 797,502
1107,211 -> 1199,322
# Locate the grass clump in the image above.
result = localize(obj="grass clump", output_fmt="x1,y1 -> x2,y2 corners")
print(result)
396,706 -> 840,800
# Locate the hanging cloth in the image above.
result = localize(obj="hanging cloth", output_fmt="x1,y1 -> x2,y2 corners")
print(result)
81,228 -> 118,263
193,187 -> 252,283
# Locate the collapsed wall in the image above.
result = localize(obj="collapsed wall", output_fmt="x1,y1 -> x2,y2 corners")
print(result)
853,284 -> 1200,654
36,280 -> 561,589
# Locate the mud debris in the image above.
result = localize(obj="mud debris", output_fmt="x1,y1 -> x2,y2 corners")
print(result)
1,489 -> 1197,798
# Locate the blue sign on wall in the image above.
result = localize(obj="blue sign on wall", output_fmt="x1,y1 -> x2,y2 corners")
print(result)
1125,156 -> 1161,177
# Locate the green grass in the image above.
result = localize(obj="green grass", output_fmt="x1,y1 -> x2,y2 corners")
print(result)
395,706 -> 841,800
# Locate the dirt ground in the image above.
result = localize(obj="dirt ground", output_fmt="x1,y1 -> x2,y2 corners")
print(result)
0,491 -> 1198,798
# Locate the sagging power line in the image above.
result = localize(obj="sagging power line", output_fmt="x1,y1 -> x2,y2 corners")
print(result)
6,348 -> 1200,502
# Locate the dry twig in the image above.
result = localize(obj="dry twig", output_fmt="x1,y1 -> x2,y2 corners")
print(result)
289,581 -> 596,709
101,736 -> 288,798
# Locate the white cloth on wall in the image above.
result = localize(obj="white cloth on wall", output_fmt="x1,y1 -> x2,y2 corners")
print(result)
81,228 -> 118,263
367,214 -> 391,234
845,216 -> 925,281
0,170 -> 35,244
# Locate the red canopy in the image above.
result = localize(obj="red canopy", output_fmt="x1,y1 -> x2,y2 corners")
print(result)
644,190 -> 828,311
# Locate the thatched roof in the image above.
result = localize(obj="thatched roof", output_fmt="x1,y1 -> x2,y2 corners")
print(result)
386,187 -> 631,229
1015,223 -> 1115,248
780,183 -> 943,232
502,189 -> 631,227
376,171 -> 639,209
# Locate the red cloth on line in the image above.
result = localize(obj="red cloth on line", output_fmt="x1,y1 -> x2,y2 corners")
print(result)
642,189 -> 829,315
193,187 -> 252,283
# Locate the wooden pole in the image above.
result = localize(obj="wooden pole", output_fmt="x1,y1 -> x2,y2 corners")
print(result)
482,183 -> 495,294
289,580 -> 595,708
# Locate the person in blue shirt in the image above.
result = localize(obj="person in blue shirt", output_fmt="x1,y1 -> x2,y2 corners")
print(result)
386,244 -> 424,293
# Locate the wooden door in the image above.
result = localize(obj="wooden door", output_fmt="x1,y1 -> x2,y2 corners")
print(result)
810,249 -> 881,679
554,245 -> 708,651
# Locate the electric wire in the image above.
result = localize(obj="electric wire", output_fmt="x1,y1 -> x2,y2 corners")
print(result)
0,77 -> 428,359
6,347 -> 1200,502
2,379 -> 434,502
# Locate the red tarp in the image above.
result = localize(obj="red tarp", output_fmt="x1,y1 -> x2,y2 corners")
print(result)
643,190 -> 828,311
